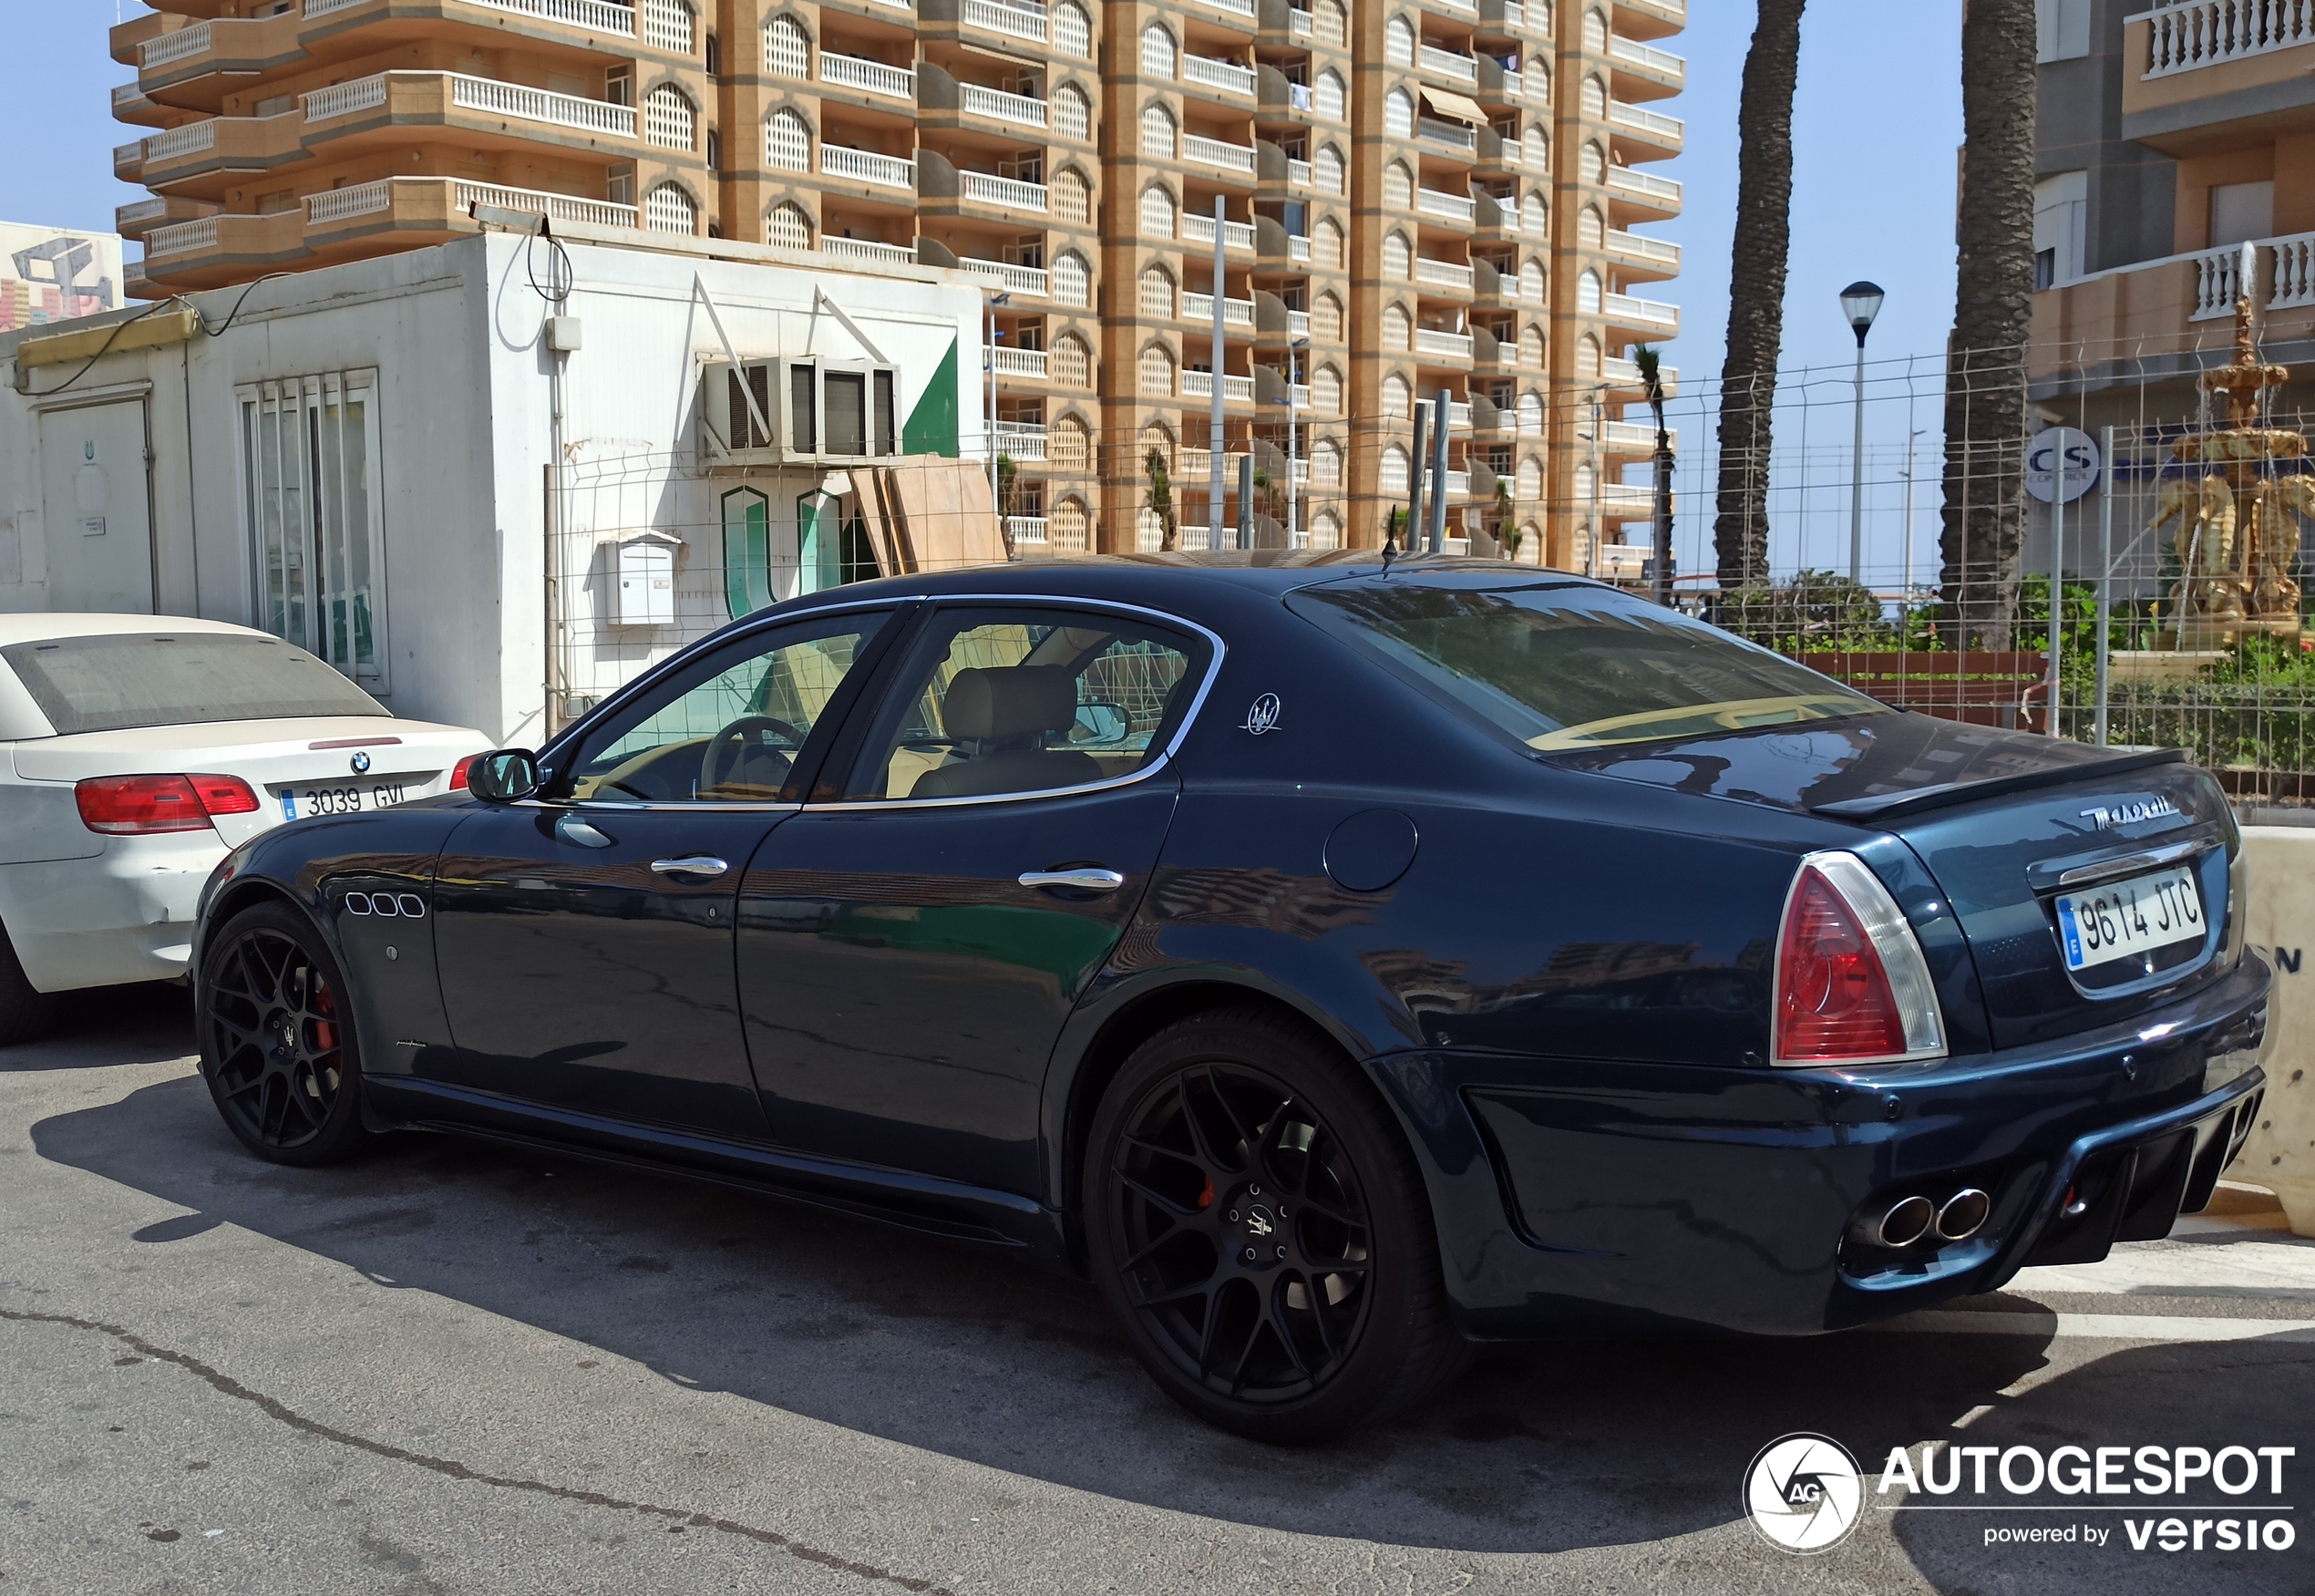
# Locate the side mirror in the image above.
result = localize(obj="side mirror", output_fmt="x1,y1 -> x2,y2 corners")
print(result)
1072,701 -> 1131,746
466,748 -> 541,802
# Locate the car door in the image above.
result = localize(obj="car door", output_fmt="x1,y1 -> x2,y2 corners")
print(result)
429,607 -> 900,1135
736,601 -> 1217,1195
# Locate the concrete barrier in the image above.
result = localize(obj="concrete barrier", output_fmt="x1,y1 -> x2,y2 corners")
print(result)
2239,826 -> 2315,1237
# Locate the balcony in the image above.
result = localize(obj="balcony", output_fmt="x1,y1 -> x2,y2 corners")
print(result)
961,83 -> 1048,129
1416,187 -> 1476,226
1606,227 -> 1681,274
447,72 -> 634,136
823,145 -> 919,190
1182,134 -> 1260,174
1418,45 -> 1479,84
993,420 -> 1049,459
1602,355 -> 1678,394
2141,0 -> 2314,78
962,0 -> 1050,45
1196,0 -> 1260,21
960,256 -> 1050,295
820,53 -> 917,101
960,170 -> 1049,211
1600,418 -> 1677,453
304,0 -> 638,32
1606,164 -> 1682,215
111,82 -> 166,126
1475,192 -> 1526,232
1418,117 -> 1479,155
1608,34 -> 1686,95
1178,369 -> 1256,401
304,175 -> 639,232
1612,0 -> 1685,34
1182,212 -> 1256,251
823,237 -> 920,268
113,197 -> 176,237
1415,327 -> 1474,360
145,215 -> 221,259
1183,56 -> 1259,97
1415,257 -> 1476,293
1604,292 -> 1679,334
1287,158 -> 1315,189
993,347 -> 1049,377
114,139 -> 147,176
1181,292 -> 1258,325
1609,99 -> 1684,155
1005,516 -> 1051,544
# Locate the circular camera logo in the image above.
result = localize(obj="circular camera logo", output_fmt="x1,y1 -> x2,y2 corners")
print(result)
1743,1432 -> 1864,1554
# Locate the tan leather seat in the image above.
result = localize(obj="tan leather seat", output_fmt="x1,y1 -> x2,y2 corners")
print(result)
910,665 -> 1102,798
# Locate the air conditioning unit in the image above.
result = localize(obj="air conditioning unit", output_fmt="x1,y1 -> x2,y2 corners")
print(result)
700,355 -> 902,469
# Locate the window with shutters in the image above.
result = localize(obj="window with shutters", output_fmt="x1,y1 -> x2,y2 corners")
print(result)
1311,509 -> 1343,550
1053,251 -> 1090,305
1385,15 -> 1414,65
1384,88 -> 1413,139
1518,390 -> 1543,434
1577,333 -> 1600,377
1312,364 -> 1342,413
1380,443 -> 1409,492
1583,7 -> 1606,51
1315,215 -> 1343,269
1054,170 -> 1090,223
1382,231 -> 1411,279
645,84 -> 696,149
1051,496 -> 1089,551
1528,190 -> 1550,232
766,202 -> 811,250
1577,269 -> 1601,314
1139,343 -> 1176,397
764,15 -> 808,78
1313,145 -> 1344,196
1312,292 -> 1342,341
1055,1 -> 1091,58
1318,0 -> 1346,46
239,370 -> 389,687
1582,75 -> 1606,118
1381,374 -> 1410,418
1579,204 -> 1602,249
1518,325 -> 1543,369
1052,417 -> 1089,469
766,108 -> 810,170
644,0 -> 695,52
1141,102 -> 1176,159
1382,303 -> 1410,351
646,183 -> 697,235
1140,184 -> 1175,239
1312,438 -> 1342,486
1141,24 -> 1177,77
1580,141 -> 1604,184
1519,259 -> 1545,303
1524,127 -> 1548,170
1517,456 -> 1542,499
1138,264 -> 1175,320
1053,333 -> 1092,386
1055,83 -> 1090,140
1384,160 -> 1412,209
1313,69 -> 1344,121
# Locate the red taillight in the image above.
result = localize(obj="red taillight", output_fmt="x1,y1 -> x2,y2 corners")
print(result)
450,754 -> 478,793
1775,864 -> 1909,1064
75,773 -> 260,836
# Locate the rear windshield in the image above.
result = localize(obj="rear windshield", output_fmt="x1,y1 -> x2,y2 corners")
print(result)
1,633 -> 387,736
1288,573 -> 1888,751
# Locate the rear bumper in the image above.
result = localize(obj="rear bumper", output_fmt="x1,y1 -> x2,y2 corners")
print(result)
0,833 -> 225,991
1374,953 -> 2272,1340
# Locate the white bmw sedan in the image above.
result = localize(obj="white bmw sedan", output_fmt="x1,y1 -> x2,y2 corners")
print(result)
0,613 -> 489,1040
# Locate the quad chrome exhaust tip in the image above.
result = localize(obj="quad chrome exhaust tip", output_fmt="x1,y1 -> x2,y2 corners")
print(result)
1874,1195 -> 1937,1249
1936,1188 -> 1991,1242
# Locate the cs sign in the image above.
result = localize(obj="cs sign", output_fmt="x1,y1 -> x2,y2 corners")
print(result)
2026,426 -> 2102,505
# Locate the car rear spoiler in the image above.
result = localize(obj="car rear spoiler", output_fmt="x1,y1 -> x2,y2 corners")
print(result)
1809,747 -> 2190,824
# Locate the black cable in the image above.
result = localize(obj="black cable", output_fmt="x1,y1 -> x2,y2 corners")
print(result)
15,295 -> 179,399
523,225 -> 573,309
191,270 -> 300,336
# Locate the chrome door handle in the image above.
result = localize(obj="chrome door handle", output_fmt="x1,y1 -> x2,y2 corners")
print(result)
651,855 -> 730,879
1019,868 -> 1126,893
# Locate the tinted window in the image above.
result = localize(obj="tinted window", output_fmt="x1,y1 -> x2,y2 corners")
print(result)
1,633 -> 386,736
848,607 -> 1206,801
565,612 -> 888,802
825,371 -> 866,456
1289,573 -> 1886,751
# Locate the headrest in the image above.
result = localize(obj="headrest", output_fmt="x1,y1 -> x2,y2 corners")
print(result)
943,665 -> 1079,742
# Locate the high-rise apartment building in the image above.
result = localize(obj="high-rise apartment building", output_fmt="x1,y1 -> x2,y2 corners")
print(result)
110,0 -> 1682,561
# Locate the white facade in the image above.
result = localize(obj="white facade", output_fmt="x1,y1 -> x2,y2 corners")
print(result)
0,232 -> 983,744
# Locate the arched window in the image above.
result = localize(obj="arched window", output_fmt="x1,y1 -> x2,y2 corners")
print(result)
1314,68 -> 1345,121
765,202 -> 810,250
1054,0 -> 1091,57
1577,333 -> 1601,377
1051,496 -> 1089,551
1574,463 -> 1596,504
1385,15 -> 1415,65
1312,364 -> 1343,413
645,183 -> 697,235
1053,169 -> 1090,224
1319,0 -> 1347,46
1518,258 -> 1545,304
1580,140 -> 1605,185
1516,457 -> 1543,500
1311,509 -> 1343,550
1312,438 -> 1342,485
1382,231 -> 1411,279
766,108 -> 810,171
1138,263 -> 1175,320
1053,333 -> 1092,386
1582,7 -> 1607,51
1528,190 -> 1550,234
1140,183 -> 1175,238
1582,74 -> 1607,118
1577,268 -> 1601,314
1382,302 -> 1411,351
646,0 -> 695,52
644,83 -> 696,149
1523,127 -> 1548,170
1384,88 -> 1414,138
1139,342 -> 1177,397
1052,416 -> 1090,468
1381,443 -> 1410,492
1312,291 -> 1343,342
1381,373 -> 1411,418
1315,215 -> 1343,269
1313,145 -> 1344,196
1054,83 -> 1090,141
1579,204 -> 1603,249
764,15 -> 808,78
1140,23 -> 1177,78
1140,102 -> 1177,160
1518,390 -> 1543,436
1053,250 -> 1090,306
1383,160 -> 1413,209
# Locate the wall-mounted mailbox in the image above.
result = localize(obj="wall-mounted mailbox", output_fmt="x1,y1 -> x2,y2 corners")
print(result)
612,530 -> 683,626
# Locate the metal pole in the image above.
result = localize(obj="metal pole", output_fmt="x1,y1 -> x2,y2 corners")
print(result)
986,296 -> 997,499
1900,429 -> 1919,605
1587,389 -> 1601,579
1209,196 -> 1226,548
2048,445 -> 2065,735
1427,388 -> 1451,553
1237,453 -> 1254,550
1405,399 -> 1427,551
1848,333 -> 1867,582
2094,423 -> 2114,746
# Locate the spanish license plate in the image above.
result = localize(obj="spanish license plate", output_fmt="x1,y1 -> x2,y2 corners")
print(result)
2054,865 -> 2206,972
279,778 -> 411,820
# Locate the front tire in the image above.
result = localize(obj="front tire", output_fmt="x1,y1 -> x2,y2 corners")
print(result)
198,902 -> 369,1166
1085,1007 -> 1461,1442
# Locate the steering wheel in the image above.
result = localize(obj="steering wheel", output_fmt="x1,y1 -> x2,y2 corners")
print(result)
700,716 -> 806,796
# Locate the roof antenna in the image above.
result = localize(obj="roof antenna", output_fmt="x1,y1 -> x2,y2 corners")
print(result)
1381,518 -> 1398,575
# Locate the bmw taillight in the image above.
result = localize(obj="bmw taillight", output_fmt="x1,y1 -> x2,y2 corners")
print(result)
450,754 -> 478,793
75,774 -> 262,836
1773,850 -> 1946,1067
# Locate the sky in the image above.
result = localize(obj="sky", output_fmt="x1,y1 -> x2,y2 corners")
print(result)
4,0 -> 1967,584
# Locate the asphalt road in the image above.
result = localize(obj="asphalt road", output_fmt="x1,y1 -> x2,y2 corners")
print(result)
5,983 -> 2313,1595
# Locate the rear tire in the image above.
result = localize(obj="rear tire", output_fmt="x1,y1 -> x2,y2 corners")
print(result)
197,902 -> 370,1167
1085,1006 -> 1462,1442
0,924 -> 59,1047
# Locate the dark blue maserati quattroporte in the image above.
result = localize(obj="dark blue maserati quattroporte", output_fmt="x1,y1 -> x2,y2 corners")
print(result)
192,557 -> 2269,1439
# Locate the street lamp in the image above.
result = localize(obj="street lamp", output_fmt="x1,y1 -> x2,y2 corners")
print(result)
1839,280 -> 1884,585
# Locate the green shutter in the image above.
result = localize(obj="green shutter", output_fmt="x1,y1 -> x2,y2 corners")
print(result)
721,488 -> 773,618
901,335 -> 962,458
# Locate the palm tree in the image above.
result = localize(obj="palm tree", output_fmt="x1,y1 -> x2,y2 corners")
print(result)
1143,447 -> 1178,552
1635,345 -> 1674,604
1939,0 -> 2039,647
1713,0 -> 1807,602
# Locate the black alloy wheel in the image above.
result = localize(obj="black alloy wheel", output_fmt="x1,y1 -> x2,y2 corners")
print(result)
1086,1008 -> 1462,1441
200,903 -> 369,1166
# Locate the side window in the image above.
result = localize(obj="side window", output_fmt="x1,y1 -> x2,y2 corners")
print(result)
846,607 -> 1207,802
563,612 -> 888,803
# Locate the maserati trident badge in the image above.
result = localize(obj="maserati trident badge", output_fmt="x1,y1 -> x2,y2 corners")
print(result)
1241,693 -> 1283,736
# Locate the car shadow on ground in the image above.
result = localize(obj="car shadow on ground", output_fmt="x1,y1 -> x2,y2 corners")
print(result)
0,982 -> 190,1071
20,1008 -> 2315,1570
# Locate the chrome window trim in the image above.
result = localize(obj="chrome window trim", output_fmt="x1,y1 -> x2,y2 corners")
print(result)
798,592 -> 1227,814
